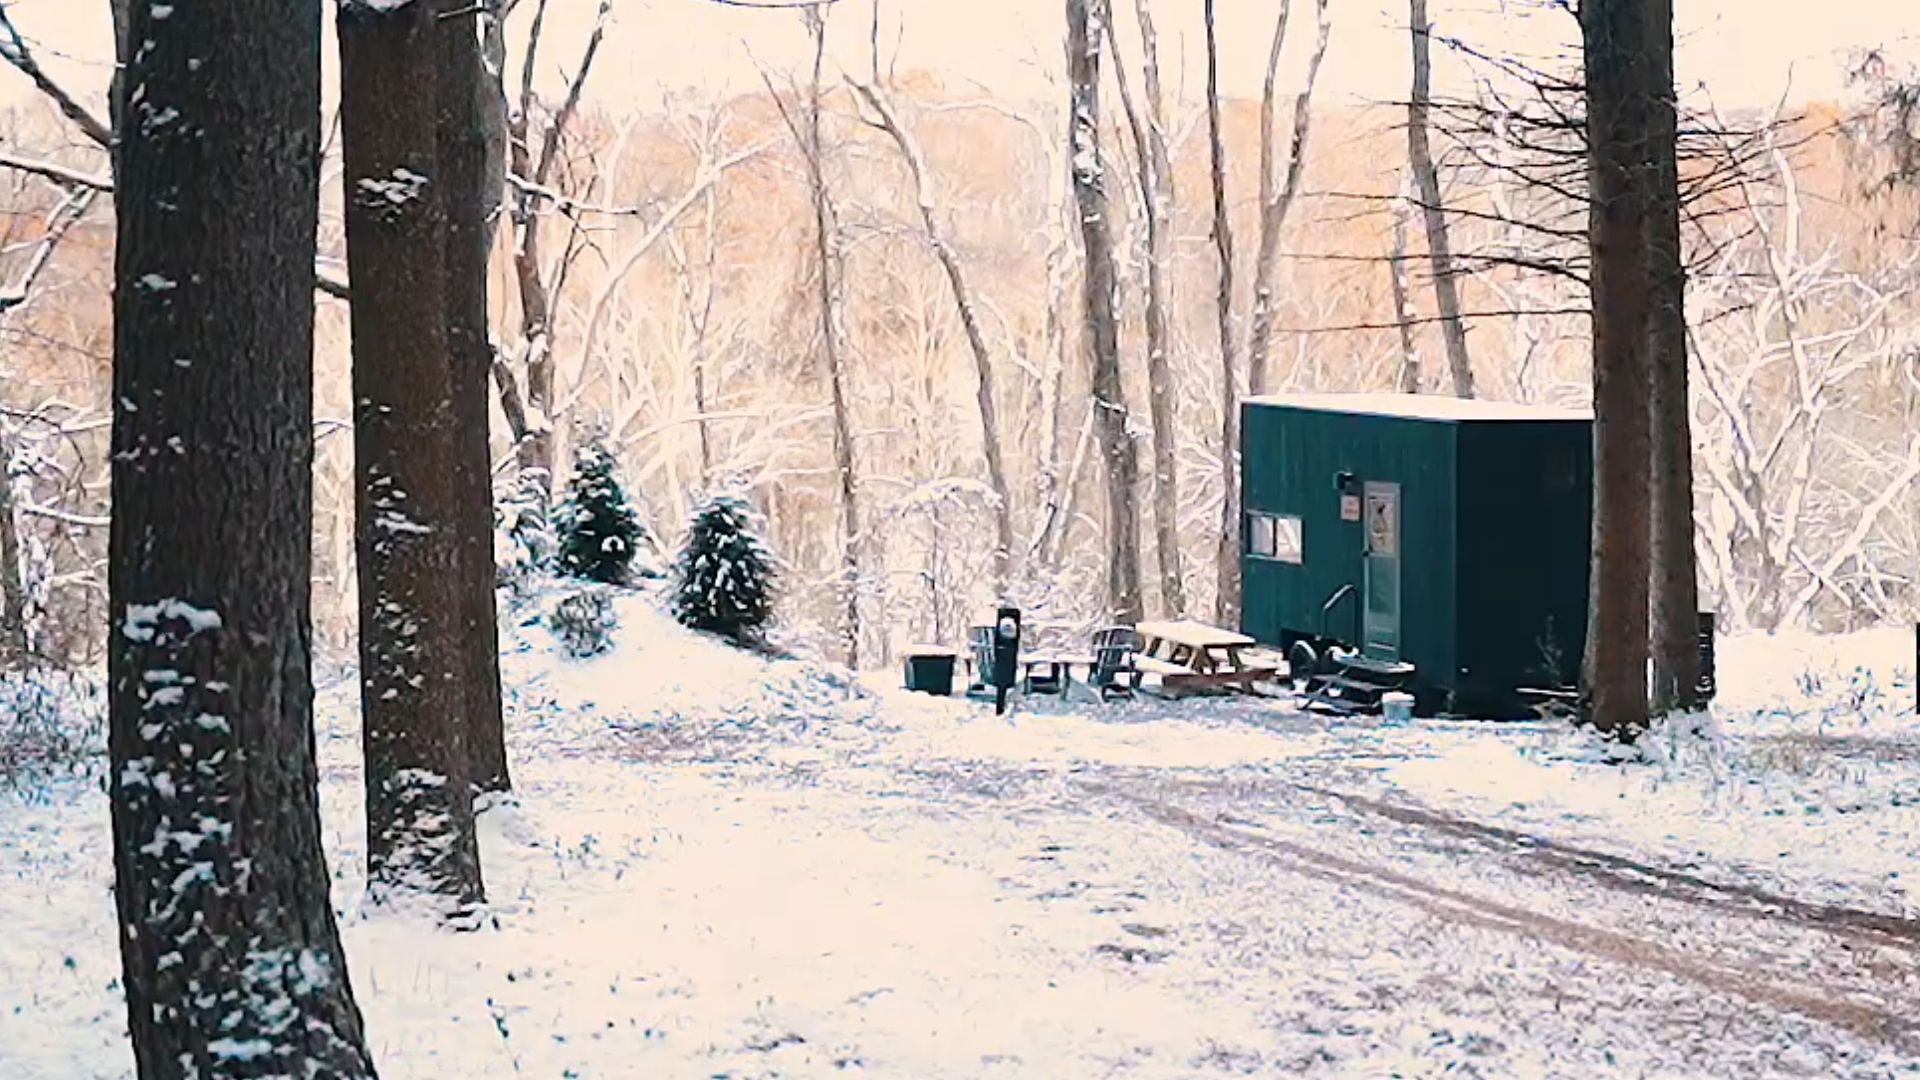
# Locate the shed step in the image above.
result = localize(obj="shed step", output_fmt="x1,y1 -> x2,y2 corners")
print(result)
1298,672 -> 1393,715
1333,651 -> 1416,679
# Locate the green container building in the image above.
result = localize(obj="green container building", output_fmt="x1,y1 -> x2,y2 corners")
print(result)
1240,393 -> 1593,716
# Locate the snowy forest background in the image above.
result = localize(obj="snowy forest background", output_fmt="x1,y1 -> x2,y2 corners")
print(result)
0,0 -> 1915,671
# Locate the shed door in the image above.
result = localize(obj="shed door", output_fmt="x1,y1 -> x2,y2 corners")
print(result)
1361,481 -> 1402,661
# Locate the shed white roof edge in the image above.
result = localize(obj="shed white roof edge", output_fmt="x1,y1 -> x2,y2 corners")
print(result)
1246,392 -> 1591,422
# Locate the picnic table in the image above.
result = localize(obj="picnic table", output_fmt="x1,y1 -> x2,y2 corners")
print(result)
1133,619 -> 1280,695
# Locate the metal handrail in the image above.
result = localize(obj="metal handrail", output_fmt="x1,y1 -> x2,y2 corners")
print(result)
1319,583 -> 1357,643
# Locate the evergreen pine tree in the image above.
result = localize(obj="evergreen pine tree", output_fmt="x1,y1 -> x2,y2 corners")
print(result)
555,439 -> 647,584
672,494 -> 777,645
496,468 -> 556,591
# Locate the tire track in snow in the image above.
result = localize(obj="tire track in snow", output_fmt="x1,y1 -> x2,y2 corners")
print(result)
1085,780 -> 1920,1055
1293,784 -> 1920,956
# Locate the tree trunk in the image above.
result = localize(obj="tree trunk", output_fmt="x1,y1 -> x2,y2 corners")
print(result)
508,178 -> 556,495
0,428 -> 26,669
1390,172 -> 1422,393
803,10 -> 863,666
1645,0 -> 1700,716
1107,0 -> 1183,617
1203,0 -> 1241,627
1246,0 -> 1333,398
1067,0 -> 1143,624
1033,185 -> 1076,573
339,0 -> 486,910
107,0 -> 376,1072
1407,0 -> 1476,399
107,0 -> 130,177
479,0 -> 511,252
1581,0 -> 1655,737
691,187 -> 720,486
851,81 -> 1016,593
441,4 -> 511,793
505,0 -> 556,497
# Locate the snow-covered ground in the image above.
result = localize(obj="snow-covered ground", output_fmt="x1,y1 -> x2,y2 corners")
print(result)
4,587 -> 1919,1077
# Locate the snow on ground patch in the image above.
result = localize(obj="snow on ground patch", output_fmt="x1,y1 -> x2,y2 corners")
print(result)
499,584 -> 887,764
8,606 -> 1920,1078
1382,694 -> 1920,916
880,687 -> 1333,770
1715,626 -> 1914,736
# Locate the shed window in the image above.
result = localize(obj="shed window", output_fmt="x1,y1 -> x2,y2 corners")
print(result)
1248,512 -> 1303,565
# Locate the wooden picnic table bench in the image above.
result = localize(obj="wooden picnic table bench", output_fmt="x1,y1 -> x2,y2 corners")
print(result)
1133,619 -> 1281,695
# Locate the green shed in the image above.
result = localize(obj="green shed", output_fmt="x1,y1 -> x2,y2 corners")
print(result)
1240,393 -> 1593,716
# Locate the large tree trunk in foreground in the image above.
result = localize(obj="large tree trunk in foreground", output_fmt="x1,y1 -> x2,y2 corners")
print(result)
1203,0 -> 1241,627
440,4 -> 511,794
107,0 -> 376,1073
339,0 -> 486,910
1068,0 -> 1143,624
1645,0 -> 1701,716
1407,0 -> 1476,399
1581,0 -> 1655,737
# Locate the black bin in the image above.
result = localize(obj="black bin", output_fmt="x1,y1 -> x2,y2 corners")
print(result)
903,647 -> 958,696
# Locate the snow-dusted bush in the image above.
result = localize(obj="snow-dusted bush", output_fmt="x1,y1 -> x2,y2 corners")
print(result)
671,493 -> 777,646
497,468 -> 556,599
549,589 -> 617,659
0,668 -> 105,790
555,439 -> 654,585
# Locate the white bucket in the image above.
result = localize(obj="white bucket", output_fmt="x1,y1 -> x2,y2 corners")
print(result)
1380,692 -> 1415,724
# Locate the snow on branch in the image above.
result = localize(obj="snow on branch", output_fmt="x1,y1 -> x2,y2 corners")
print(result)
0,187 -> 95,314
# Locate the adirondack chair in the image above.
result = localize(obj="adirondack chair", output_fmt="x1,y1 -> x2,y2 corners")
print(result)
963,624 -> 996,697
1088,626 -> 1142,701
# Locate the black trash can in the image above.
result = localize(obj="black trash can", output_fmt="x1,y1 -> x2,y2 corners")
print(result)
903,646 -> 958,696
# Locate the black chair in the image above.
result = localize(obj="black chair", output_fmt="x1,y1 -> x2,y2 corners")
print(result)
1088,626 -> 1142,701
964,625 -> 996,697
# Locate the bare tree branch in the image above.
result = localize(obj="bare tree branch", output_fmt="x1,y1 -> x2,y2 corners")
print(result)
0,3 -> 113,149
0,150 -> 109,191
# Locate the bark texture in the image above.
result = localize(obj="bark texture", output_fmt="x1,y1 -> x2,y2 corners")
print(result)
1246,0 -> 1333,398
440,4 -> 511,793
1203,0 -> 1241,626
1407,0 -> 1476,399
1068,0 -> 1144,624
107,0 -> 376,1072
506,0 -> 557,494
1645,0 -> 1701,715
1581,0 -> 1656,736
1107,0 -> 1183,616
851,81 -> 1016,592
801,10 -> 863,665
0,429 -> 25,669
339,0 -> 486,907
1390,173 -> 1422,393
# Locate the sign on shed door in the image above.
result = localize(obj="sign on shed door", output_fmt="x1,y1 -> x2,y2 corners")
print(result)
1362,482 -> 1402,660
1365,487 -> 1398,558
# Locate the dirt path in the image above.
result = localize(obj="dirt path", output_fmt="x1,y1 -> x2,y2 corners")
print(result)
1299,783 -> 1920,953
1072,773 -> 1920,1056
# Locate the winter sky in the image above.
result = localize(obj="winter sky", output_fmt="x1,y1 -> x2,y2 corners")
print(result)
1,0 -> 1915,120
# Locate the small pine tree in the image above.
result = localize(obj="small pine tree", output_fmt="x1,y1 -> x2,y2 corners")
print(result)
555,439 -> 647,584
672,494 -> 777,645
496,469 -> 556,592
548,587 -> 617,659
